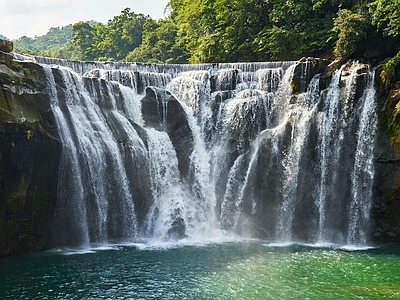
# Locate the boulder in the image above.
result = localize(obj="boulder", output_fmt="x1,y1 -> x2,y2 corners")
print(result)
291,57 -> 331,94
166,208 -> 187,239
224,90 -> 268,149
0,39 -> 13,53
340,61 -> 370,104
210,69 -> 239,92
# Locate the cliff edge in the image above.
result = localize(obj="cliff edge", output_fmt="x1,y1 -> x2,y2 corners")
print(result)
0,40 -> 61,257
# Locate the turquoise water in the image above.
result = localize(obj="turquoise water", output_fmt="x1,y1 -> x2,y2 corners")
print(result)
1,240 -> 400,299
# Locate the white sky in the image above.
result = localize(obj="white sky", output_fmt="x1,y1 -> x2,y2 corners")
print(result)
1,0 -> 169,40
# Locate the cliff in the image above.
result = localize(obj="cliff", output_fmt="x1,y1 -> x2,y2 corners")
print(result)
0,41 -> 61,256
373,79 -> 400,242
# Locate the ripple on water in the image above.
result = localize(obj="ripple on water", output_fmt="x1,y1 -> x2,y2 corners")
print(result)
1,240 -> 400,299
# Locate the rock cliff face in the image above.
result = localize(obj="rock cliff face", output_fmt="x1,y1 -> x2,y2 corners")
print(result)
0,44 -> 61,256
373,81 -> 400,242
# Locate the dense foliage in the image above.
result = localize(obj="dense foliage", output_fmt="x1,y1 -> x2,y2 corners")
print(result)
10,0 -> 400,66
14,25 -> 73,57
125,18 -> 188,63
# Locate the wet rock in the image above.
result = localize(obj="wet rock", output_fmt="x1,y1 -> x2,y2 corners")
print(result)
0,123 -> 61,256
340,61 -> 370,104
291,57 -> 331,94
224,90 -> 268,150
0,55 -> 61,257
166,208 -> 187,239
210,69 -> 239,92
141,87 -> 194,178
373,80 -> 400,242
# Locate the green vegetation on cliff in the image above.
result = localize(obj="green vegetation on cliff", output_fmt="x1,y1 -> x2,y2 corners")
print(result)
10,0 -> 399,66
367,0 -> 400,144
14,25 -> 73,58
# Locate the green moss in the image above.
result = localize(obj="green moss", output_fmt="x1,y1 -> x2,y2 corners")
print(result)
377,51 -> 400,145
377,50 -> 400,92
22,66 -> 37,80
290,82 -> 297,93
388,101 -> 400,145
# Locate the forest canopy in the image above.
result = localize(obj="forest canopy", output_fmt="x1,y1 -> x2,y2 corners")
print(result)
12,0 -> 400,65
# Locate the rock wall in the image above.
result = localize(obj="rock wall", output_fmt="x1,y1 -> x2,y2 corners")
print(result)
0,44 -> 61,257
373,81 -> 400,242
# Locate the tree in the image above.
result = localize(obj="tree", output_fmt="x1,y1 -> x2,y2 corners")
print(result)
169,0 -> 212,62
332,8 -> 370,59
126,18 -> 188,63
13,36 -> 35,51
213,0 -> 271,61
369,0 -> 400,37
255,0 -> 359,60
95,8 -> 149,61
71,22 -> 95,60
369,0 -> 400,90
14,25 -> 73,57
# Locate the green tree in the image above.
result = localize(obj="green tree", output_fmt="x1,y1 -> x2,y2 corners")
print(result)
14,25 -> 73,57
94,8 -> 149,61
369,0 -> 400,90
13,36 -> 35,51
369,0 -> 400,37
256,0 -> 358,60
213,0 -> 271,62
169,0 -> 213,62
126,18 -> 188,63
167,0 -> 363,62
71,22 -> 95,60
332,8 -> 370,59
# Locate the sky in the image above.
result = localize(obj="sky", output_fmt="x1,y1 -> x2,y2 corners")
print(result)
1,0 -> 169,40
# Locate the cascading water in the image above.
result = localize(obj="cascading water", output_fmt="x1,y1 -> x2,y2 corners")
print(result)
34,55 -> 377,248
347,69 -> 377,245
43,66 -> 141,246
145,128 -> 188,239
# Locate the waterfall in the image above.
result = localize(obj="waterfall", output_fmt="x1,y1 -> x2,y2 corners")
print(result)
145,129 -> 188,239
277,75 -> 320,241
43,66 -> 141,246
35,56 -> 377,247
347,68 -> 377,245
315,66 -> 345,242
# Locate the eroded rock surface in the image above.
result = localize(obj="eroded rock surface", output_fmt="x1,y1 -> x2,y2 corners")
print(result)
0,43 -> 61,257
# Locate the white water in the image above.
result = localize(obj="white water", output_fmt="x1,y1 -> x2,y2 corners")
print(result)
44,66 -> 140,246
145,129 -> 188,239
277,75 -> 320,240
37,58 -> 377,248
315,66 -> 344,242
347,68 -> 377,245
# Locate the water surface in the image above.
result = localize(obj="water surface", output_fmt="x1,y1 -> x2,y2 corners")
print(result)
1,240 -> 400,299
